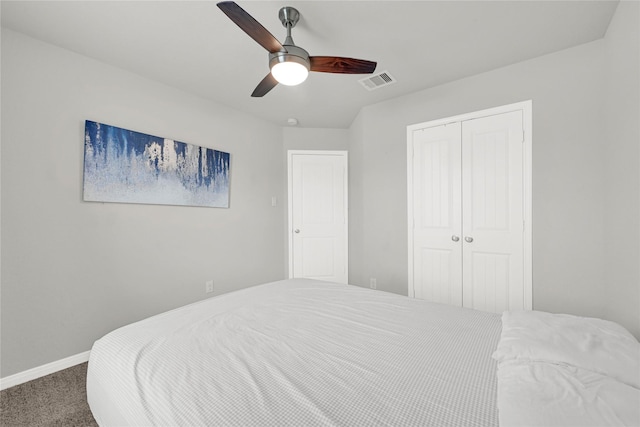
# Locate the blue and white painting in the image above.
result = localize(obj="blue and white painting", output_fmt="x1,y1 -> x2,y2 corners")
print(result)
83,121 -> 230,208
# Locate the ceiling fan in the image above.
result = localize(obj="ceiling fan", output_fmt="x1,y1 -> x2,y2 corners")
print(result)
217,1 -> 377,97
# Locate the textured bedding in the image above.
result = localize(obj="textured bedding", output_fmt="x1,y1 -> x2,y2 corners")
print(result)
87,278 -> 501,426
494,310 -> 640,427
496,360 -> 640,427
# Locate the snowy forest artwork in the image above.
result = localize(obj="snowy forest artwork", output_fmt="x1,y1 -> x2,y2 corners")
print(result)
83,121 -> 230,208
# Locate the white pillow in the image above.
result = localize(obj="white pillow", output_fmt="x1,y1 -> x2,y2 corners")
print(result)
493,310 -> 640,389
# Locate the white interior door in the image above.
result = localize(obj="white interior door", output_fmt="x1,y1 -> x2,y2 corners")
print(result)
408,101 -> 532,313
462,111 -> 525,312
409,123 -> 463,306
288,151 -> 348,284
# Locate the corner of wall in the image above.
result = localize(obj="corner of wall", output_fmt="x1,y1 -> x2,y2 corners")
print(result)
602,0 -> 640,338
347,111 -> 366,287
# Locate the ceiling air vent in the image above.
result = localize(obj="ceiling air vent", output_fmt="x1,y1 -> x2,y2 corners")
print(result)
358,71 -> 396,91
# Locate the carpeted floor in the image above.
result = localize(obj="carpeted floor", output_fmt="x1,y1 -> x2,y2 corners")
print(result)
0,362 -> 97,426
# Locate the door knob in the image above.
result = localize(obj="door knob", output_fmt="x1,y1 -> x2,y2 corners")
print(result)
464,236 -> 474,243
294,229 -> 300,233
451,235 -> 460,242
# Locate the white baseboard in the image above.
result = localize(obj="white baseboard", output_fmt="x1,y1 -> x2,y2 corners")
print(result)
0,350 -> 91,391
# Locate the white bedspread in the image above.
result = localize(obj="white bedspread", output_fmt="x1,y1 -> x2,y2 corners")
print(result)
87,278 -> 501,426
497,360 -> 640,427
494,310 -> 640,427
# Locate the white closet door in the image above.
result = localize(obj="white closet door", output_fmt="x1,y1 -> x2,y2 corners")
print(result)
408,102 -> 531,313
289,151 -> 348,284
461,111 -> 524,312
410,123 -> 462,306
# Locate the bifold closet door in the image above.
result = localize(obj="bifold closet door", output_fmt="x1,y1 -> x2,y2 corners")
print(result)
461,111 -> 524,313
410,123 -> 463,306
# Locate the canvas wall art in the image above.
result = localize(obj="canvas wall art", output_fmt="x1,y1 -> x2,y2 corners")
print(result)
83,121 -> 230,208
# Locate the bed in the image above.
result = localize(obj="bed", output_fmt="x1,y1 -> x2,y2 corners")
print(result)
87,278 -> 640,426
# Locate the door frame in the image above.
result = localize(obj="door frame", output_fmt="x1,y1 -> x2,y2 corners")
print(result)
407,100 -> 533,309
287,150 -> 349,281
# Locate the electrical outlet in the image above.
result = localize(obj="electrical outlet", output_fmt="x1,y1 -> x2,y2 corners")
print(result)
205,280 -> 214,294
369,278 -> 377,290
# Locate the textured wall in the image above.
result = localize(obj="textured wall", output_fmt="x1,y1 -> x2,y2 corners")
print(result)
348,39 -> 616,325
603,1 -> 640,338
1,29 -> 286,377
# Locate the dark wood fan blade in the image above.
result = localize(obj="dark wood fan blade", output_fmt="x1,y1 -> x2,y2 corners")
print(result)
251,73 -> 278,97
309,57 -> 377,74
217,1 -> 285,54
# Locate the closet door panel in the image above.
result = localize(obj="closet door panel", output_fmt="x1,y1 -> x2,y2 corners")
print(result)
461,111 -> 524,312
411,124 -> 462,306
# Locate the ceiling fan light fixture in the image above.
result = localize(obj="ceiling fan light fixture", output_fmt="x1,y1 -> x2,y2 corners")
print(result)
270,56 -> 309,86
217,1 -> 376,97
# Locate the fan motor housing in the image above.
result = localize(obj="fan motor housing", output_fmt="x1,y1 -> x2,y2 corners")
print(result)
269,45 -> 310,71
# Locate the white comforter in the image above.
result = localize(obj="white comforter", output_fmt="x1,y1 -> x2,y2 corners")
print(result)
494,310 -> 640,427
88,278 -> 502,426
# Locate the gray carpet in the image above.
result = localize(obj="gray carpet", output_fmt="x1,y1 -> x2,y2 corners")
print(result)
0,362 -> 97,427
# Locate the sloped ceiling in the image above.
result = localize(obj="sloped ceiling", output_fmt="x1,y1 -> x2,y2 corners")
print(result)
1,1 -> 618,128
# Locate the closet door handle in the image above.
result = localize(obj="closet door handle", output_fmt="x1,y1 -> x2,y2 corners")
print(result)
464,236 -> 474,243
451,235 -> 460,242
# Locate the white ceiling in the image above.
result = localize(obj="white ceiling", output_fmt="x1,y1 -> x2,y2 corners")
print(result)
1,1 -> 618,129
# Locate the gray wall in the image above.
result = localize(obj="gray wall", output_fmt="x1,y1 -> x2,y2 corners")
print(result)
282,127 -> 349,152
1,29 -> 286,377
602,1 -> 640,337
347,2 -> 639,338
1,2 -> 638,378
